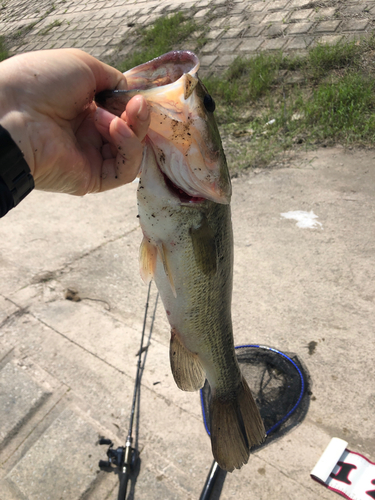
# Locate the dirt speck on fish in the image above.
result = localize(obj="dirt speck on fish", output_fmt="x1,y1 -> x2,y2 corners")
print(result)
95,51 -> 266,472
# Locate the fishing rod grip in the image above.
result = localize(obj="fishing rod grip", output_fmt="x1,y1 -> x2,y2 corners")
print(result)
199,460 -> 220,500
117,466 -> 130,500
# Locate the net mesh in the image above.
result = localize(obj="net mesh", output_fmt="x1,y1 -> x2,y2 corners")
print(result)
200,345 -> 311,448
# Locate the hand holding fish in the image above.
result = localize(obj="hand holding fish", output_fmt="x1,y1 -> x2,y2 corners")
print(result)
0,49 -> 150,195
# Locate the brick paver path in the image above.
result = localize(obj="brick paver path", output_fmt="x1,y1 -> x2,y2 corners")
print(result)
0,0 -> 374,73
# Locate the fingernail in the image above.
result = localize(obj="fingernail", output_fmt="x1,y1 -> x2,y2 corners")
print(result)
137,97 -> 149,121
116,78 -> 127,91
112,117 -> 132,138
95,106 -> 115,126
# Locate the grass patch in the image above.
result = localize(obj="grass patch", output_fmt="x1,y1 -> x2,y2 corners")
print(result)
302,73 -> 375,141
203,37 -> 375,172
0,36 -> 9,61
117,12 -> 204,72
205,52 -> 285,104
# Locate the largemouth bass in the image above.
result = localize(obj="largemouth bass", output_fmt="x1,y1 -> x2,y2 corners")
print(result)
96,51 -> 265,471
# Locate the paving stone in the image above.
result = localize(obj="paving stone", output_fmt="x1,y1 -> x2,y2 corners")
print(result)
52,40 -> 70,48
217,38 -> 242,52
342,19 -> 370,31
288,0 -> 313,7
7,408 -> 104,500
82,38 -> 99,48
215,53 -> 240,67
315,20 -> 341,33
265,23 -> 287,37
262,37 -> 287,50
0,297 -> 19,325
222,27 -> 246,38
0,361 -> 48,448
314,34 -> 343,46
206,28 -> 225,39
194,7 -> 211,18
251,1 -> 268,12
65,30 -> 82,40
268,0 -> 290,11
210,17 -> 226,28
201,40 -> 220,53
238,37 -> 264,51
288,21 -> 313,34
200,54 -> 218,67
31,41 -> 50,50
286,35 -> 313,50
289,8 -> 313,20
247,12 -> 267,24
219,14 -> 244,28
311,7 -> 337,20
244,24 -> 266,37
263,10 -> 289,23
344,5 -> 368,15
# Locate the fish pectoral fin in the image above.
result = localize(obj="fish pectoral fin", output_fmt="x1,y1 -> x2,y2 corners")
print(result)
170,329 -> 205,391
189,215 -> 217,277
210,376 -> 266,472
139,237 -> 158,284
156,242 -> 177,298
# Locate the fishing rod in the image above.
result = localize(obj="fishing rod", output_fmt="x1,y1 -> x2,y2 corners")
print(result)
98,281 -> 159,500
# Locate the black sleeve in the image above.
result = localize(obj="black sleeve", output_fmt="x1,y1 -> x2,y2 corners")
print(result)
0,176 -> 14,217
0,124 -> 34,217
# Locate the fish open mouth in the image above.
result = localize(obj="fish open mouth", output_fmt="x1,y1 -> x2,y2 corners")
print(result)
163,172 -> 205,204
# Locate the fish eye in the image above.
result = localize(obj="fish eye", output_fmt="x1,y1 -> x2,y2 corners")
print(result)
203,94 -> 216,113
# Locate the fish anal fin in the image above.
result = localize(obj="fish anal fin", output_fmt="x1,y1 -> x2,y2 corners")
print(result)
189,215 -> 217,277
139,237 -> 157,284
156,242 -> 177,298
210,376 -> 266,472
170,329 -> 205,391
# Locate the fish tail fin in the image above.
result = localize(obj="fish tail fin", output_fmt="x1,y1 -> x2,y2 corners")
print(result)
170,328 -> 205,391
210,375 -> 266,472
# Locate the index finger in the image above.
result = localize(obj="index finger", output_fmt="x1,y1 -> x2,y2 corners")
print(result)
69,49 -> 128,93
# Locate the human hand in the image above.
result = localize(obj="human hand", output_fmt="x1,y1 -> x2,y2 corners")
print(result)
0,48 -> 150,195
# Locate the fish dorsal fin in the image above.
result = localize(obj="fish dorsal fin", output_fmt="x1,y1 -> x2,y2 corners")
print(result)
139,236 -> 157,284
189,214 -> 217,277
170,328 -> 205,391
156,241 -> 177,298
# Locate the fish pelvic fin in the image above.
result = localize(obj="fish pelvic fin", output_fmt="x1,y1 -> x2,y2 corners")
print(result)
139,236 -> 157,284
209,376 -> 266,472
170,328 -> 205,391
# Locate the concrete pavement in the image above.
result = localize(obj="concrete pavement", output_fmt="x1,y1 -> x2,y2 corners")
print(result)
1,146 -> 375,499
